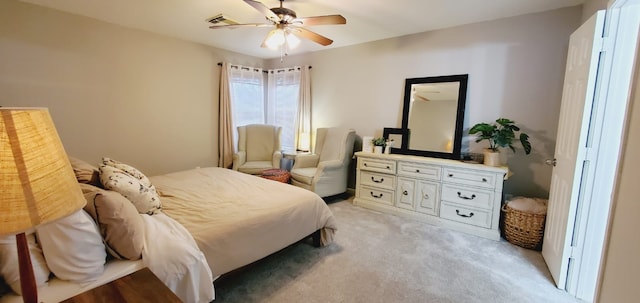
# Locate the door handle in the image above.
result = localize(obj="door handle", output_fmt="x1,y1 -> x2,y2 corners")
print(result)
545,158 -> 557,167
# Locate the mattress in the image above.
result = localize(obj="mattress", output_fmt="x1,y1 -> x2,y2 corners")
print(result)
149,167 -> 337,277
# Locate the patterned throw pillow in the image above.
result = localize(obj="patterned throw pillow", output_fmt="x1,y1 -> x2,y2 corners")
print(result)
99,164 -> 162,215
102,157 -> 151,186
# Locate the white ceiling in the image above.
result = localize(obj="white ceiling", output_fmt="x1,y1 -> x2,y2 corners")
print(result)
21,0 -> 585,59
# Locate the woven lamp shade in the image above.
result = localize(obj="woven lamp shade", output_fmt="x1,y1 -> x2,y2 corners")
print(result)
0,108 -> 85,236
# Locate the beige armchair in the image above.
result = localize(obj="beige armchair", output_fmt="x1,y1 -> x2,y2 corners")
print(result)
233,124 -> 283,175
290,127 -> 356,197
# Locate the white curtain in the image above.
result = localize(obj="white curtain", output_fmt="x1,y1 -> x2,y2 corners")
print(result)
267,67 -> 302,151
296,66 -> 312,151
228,64 -> 265,151
218,62 -> 234,168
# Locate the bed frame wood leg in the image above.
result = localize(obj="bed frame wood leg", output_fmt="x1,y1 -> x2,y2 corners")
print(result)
311,230 -> 321,247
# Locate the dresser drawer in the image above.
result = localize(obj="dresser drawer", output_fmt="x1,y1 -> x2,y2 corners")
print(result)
443,167 -> 497,189
359,157 -> 396,174
359,185 -> 394,206
360,171 -> 395,190
440,202 -> 492,228
441,184 -> 493,210
397,161 -> 441,180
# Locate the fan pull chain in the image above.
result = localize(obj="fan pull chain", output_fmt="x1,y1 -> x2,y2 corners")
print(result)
280,45 -> 285,62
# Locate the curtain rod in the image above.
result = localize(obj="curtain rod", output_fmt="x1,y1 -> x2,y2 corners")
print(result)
217,62 -> 312,70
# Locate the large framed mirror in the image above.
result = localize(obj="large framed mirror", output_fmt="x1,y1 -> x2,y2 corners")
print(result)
399,74 -> 468,159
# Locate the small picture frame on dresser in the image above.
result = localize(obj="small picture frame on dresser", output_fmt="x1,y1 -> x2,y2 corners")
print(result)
383,128 -> 409,154
362,136 -> 374,153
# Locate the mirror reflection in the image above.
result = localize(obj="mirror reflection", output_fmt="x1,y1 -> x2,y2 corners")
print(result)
408,81 -> 460,153
400,74 -> 468,159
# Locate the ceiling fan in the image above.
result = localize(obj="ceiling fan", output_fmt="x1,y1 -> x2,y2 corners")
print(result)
209,0 -> 346,50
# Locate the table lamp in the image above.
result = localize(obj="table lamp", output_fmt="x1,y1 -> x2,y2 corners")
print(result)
0,108 -> 86,303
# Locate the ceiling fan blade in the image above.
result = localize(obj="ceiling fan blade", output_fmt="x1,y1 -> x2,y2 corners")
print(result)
209,23 -> 272,29
290,27 -> 333,46
293,15 -> 346,26
243,0 -> 280,23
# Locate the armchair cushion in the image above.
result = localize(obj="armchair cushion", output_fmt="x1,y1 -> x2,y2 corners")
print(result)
246,127 -> 278,162
290,167 -> 317,185
236,161 -> 275,175
292,154 -> 319,169
318,128 -> 344,162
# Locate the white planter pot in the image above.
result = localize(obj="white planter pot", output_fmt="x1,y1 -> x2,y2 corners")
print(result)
374,146 -> 383,154
483,150 -> 502,167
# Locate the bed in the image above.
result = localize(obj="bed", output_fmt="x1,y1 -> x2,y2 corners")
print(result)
150,167 -> 337,277
0,161 -> 337,303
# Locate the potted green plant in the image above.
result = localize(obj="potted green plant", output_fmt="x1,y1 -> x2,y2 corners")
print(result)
469,118 -> 532,166
371,137 -> 386,154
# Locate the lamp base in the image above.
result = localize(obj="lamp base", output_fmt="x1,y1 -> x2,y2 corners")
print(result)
16,233 -> 37,303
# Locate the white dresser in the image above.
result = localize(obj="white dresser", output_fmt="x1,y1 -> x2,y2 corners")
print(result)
354,152 -> 508,240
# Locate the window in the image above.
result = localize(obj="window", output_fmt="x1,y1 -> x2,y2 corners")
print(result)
228,65 -> 265,149
228,65 -> 302,152
267,69 -> 301,151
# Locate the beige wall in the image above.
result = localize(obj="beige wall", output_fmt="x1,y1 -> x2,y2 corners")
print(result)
267,7 -> 582,198
0,0 -> 262,175
582,0 -> 610,21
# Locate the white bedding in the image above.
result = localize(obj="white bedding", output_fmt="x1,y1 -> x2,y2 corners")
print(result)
140,213 -> 214,303
150,167 -> 337,277
0,214 -> 214,303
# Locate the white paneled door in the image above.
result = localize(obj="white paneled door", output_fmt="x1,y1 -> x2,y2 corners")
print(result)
542,11 -> 605,290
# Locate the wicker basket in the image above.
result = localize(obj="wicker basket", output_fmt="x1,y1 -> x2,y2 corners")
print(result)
502,199 -> 547,250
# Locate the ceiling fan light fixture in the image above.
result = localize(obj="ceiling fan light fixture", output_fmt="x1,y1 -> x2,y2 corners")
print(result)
265,28 -> 286,49
285,31 -> 300,49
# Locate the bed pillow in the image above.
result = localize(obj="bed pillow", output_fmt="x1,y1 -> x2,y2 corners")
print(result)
69,156 -> 102,187
83,189 -> 145,260
99,164 -> 162,215
79,183 -> 102,194
102,157 -> 151,187
36,210 -> 106,283
0,232 -> 51,294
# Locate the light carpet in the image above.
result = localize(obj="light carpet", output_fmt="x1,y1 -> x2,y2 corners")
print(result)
214,197 -> 582,303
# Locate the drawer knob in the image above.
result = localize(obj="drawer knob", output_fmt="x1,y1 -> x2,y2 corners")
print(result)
448,173 -> 454,177
456,210 -> 475,218
416,169 -> 420,173
370,192 -> 383,199
403,190 -> 408,196
482,178 -> 487,182
457,192 -> 476,200
371,176 -> 384,183
423,194 -> 430,199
